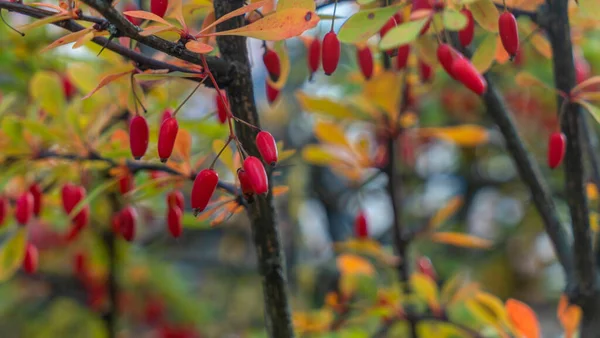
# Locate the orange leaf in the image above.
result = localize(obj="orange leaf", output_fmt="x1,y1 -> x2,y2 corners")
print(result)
557,294 -> 582,338
429,196 -> 463,230
173,128 -> 192,163
336,253 -> 375,276
123,10 -> 172,26
429,232 -> 493,249
272,186 -> 289,196
82,70 -> 134,100
140,25 -> 178,36
506,299 -> 541,338
40,29 -> 92,53
205,8 -> 320,41
573,75 -> 600,95
198,0 -> 269,35
185,40 -> 214,54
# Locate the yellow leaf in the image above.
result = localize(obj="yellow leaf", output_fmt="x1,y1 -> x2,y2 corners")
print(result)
40,29 -> 92,53
362,71 -> 403,117
336,253 -> 375,276
411,272 -> 440,312
465,299 -> 507,336
467,0 -> 499,32
205,8 -> 320,41
18,13 -> 71,32
123,10 -> 173,26
429,196 -> 463,230
314,121 -> 352,149
418,125 -> 489,147
212,139 -> 236,175
82,69 -> 134,100
174,128 -> 192,163
587,183 -> 598,200
415,36 -> 438,67
295,91 -> 356,119
505,298 -> 541,338
0,228 -> 28,282
302,145 -> 341,166
185,40 -> 214,54
198,0 -> 269,34
266,41 -> 290,90
73,31 -> 95,49
557,294 -> 582,338
417,321 -> 476,338
29,71 -> 65,116
518,22 -> 551,59
475,291 -> 511,329
471,32 -> 497,73
577,0 -> 600,19
590,211 -> 599,233
430,232 -> 493,249
140,25 -> 178,36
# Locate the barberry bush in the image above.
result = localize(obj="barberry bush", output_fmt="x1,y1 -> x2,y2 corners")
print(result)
0,0 -> 599,337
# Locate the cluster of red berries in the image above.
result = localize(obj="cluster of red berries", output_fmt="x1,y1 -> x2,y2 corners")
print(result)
307,30 -> 341,78
191,131 -> 278,214
129,109 -> 180,163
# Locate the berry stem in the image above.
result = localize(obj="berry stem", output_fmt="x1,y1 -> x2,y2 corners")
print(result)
172,77 -> 207,117
330,0 -> 339,32
130,72 -> 147,114
231,116 -> 261,131
209,136 -> 233,169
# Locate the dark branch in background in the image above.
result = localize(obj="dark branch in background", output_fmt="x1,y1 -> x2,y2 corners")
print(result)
0,1 -> 224,85
103,188 -> 121,338
213,0 -> 295,337
373,313 -> 484,338
79,0 -> 233,87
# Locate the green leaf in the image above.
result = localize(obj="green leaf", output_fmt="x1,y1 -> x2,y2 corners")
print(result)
0,161 -> 28,192
379,18 -> 429,51
579,0 -> 600,18
470,32 -> 497,73
442,9 -> 467,31
0,228 -> 28,282
578,100 -> 600,124
338,6 -> 401,44
1,116 -> 23,144
68,179 -> 117,219
182,212 -> 211,229
0,93 -> 18,117
21,120 -> 61,143
29,71 -> 66,117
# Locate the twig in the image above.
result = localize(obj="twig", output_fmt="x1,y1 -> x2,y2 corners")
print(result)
373,313 -> 484,338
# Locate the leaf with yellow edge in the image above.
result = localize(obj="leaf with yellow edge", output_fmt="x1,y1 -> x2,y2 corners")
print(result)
430,232 -> 493,249
0,228 -> 28,282
505,298 -> 541,338
418,125 -> 489,147
40,29 -> 92,53
314,121 -> 352,149
295,91 -> 357,119
173,128 -> 192,163
266,41 -> 290,90
212,139 -> 235,175
204,8 -> 320,41
428,196 -> 463,231
18,13 -> 71,32
475,291 -> 511,328
30,71 -> 66,116
411,272 -> 440,312
442,8 -> 467,30
198,0 -> 269,34
338,6 -> 403,44
558,294 -> 582,338
467,0 -> 498,32
336,253 -> 375,276
440,272 -> 467,305
279,149 -> 295,162
379,18 -> 429,50
465,298 -> 508,336
302,145 -> 340,167
185,41 -> 214,54
123,10 -> 173,26
471,32 -> 497,73
82,69 -> 134,100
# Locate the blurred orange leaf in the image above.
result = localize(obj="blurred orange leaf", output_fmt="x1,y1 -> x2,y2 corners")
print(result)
272,186 -> 289,196
506,298 -> 541,338
428,196 -> 463,231
418,125 -> 489,147
429,232 -> 493,249
587,183 -> 598,200
411,272 -> 440,313
557,294 -> 582,338
174,128 -> 192,163
314,121 -> 352,149
40,29 -> 93,53
123,10 -> 173,26
336,253 -> 375,276
185,41 -> 214,54
198,0 -> 269,34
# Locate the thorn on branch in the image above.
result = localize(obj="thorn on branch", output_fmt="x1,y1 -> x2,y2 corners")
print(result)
1,9 -> 25,36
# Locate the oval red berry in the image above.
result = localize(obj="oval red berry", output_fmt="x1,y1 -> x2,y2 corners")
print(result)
167,206 -> 183,238
263,49 -> 281,81
243,156 -> 269,195
308,38 -> 321,74
548,132 -> 566,169
15,192 -> 33,226
256,131 -> 278,166
119,173 -> 134,195
419,61 -> 433,83
416,256 -> 437,280
0,197 -> 7,227
437,44 -> 462,79
167,190 -> 184,211
396,45 -> 410,70
158,117 -> 179,162
266,81 -> 280,104
237,168 -> 254,196
354,211 -> 368,239
458,9 -> 474,47
322,31 -> 341,76
356,46 -> 373,80
23,243 -> 38,274
499,12 -> 519,57
215,91 -> 228,124
161,108 -> 173,125
29,183 -> 43,217
451,58 -> 487,95
129,115 -> 149,160
151,0 -> 168,18
191,169 -> 219,214
119,206 -> 137,242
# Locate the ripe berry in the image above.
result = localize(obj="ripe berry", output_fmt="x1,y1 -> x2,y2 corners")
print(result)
451,58 -> 487,95
575,54 -> 591,84
437,44 -> 462,79
73,252 -> 88,281
237,168 -> 253,196
62,184 -> 84,214
167,190 -> 184,211
129,115 -> 149,160
151,0 -> 168,18
266,81 -> 280,104
191,169 -> 219,214
243,156 -> 268,195
499,12 -> 519,58
263,48 -> 281,81
23,243 -> 38,274
548,132 -> 566,169
15,192 -> 33,226
28,183 -> 43,217
419,61 -> 433,82
412,0 -> 433,35
458,9 -> 474,47
161,108 -> 173,125
124,4 -> 142,25
308,38 -> 321,76
72,204 -> 90,233
62,75 -> 77,100
256,131 -> 278,166
0,197 -> 7,226
167,206 -> 182,238
354,211 -> 368,238
119,206 -> 137,242
379,16 -> 397,38
119,173 -> 134,195
416,256 -> 437,280
322,31 -> 341,76
112,213 -> 121,235
215,91 -> 228,124
356,46 -> 374,80
396,45 -> 410,70
158,117 -> 179,162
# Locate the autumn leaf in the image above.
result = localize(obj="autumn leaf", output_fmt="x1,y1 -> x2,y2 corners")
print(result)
428,196 -> 463,231
198,0 -> 269,35
418,125 -> 489,147
82,69 -> 135,100
336,253 -> 375,276
276,0 -> 315,11
295,92 -> 357,119
123,10 -> 173,26
174,128 -> 192,164
0,228 -> 28,282
313,121 -> 352,149
18,13 -> 71,31
379,18 -> 429,50
467,0 -> 499,32
411,272 -> 440,313
506,298 -> 541,338
40,29 -> 93,53
557,294 -> 582,338
185,41 -> 214,54
212,139 -> 235,175
266,41 -> 290,90
338,6 -> 402,44
429,232 -> 493,249
471,32 -> 497,73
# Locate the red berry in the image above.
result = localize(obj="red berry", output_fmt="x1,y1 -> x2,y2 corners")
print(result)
158,117 -> 179,163
322,31 -> 341,76
437,44 -> 463,79
167,190 -> 184,211
62,75 -> 77,100
243,156 -> 268,195
0,197 -> 7,226
15,192 -> 33,226
575,54 -> 591,84
548,132 -> 566,169
354,211 -> 368,238
256,131 -> 278,166
124,4 -> 142,25
458,9 -> 474,47
263,49 -> 281,81
416,256 -> 437,280
419,61 -> 433,82
356,46 -> 374,80
161,108 -> 173,125
74,252 -> 88,280
129,115 -> 149,160
451,58 -> 487,95
112,213 -> 121,235
61,183 -> 76,213
379,16 -> 397,38
237,168 -> 253,196
151,0 -> 168,18
308,38 -> 321,75
119,206 -> 137,242
412,0 -> 433,35
144,297 -> 165,324
266,81 -> 280,104
215,91 -> 228,124
167,206 -> 182,238
119,173 -> 134,195
28,183 -> 43,217
23,243 -> 38,274
191,169 -> 219,214
72,204 -> 90,233
396,45 -> 410,70
499,12 -> 519,58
